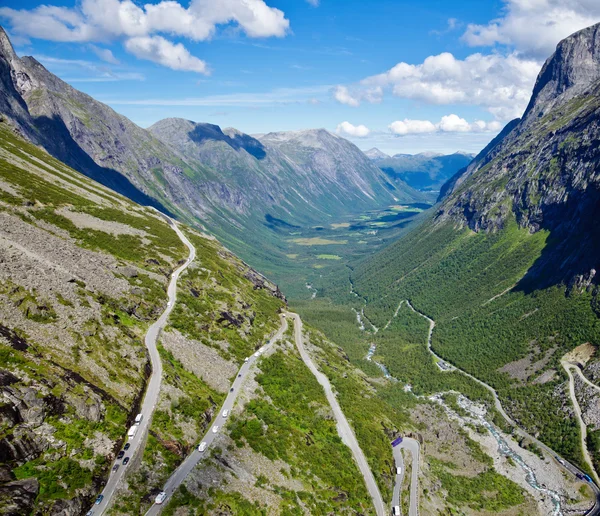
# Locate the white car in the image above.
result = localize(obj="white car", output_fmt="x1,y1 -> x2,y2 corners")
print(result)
282,314 -> 286,318
254,352 -> 260,357
244,357 -> 249,363
396,466 -> 402,475
155,492 -> 167,505
222,410 -> 229,418
212,425 -> 219,434
198,442 -> 207,452
167,301 -> 172,307
259,346 -> 266,353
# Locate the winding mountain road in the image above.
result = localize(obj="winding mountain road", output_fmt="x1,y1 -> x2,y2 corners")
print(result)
404,300 -> 600,515
562,361 -> 600,485
392,439 -> 420,516
145,314 -> 289,515
92,216 -> 195,516
286,312 -> 387,516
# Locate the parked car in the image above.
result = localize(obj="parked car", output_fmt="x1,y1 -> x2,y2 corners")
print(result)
117,451 -> 125,460
122,457 -> 130,465
222,410 -> 229,418
212,425 -> 219,434
95,495 -> 104,505
112,464 -> 119,472
155,492 -> 167,505
230,387 -> 234,392
244,357 -> 249,363
124,443 -> 130,451
198,442 -> 207,452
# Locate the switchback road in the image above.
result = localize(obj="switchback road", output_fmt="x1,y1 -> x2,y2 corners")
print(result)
92,216 -> 195,516
392,438 -> 420,516
405,300 -> 600,515
286,312 -> 387,516
145,314 -> 288,515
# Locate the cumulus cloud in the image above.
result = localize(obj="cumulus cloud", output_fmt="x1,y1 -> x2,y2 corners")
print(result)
388,119 -> 436,135
389,115 -> 502,135
125,36 -> 209,74
334,51 -> 540,120
0,0 -> 290,72
333,85 -> 360,107
336,121 -> 370,137
462,0 -> 600,58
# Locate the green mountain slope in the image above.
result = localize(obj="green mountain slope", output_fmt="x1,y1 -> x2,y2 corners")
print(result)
351,22 -> 600,468
0,121 -> 286,515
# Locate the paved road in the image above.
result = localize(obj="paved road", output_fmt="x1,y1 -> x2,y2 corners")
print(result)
563,361 -> 600,485
392,439 -> 420,516
405,299 -> 600,515
91,217 -> 195,516
145,314 -> 288,515
286,312 -> 387,516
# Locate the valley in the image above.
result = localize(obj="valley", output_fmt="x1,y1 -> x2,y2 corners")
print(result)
1,10 -> 600,516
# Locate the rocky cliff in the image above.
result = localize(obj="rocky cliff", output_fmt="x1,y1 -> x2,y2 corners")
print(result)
438,22 -> 600,289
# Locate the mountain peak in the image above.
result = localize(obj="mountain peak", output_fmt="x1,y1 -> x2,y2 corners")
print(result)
523,22 -> 600,123
364,148 -> 389,160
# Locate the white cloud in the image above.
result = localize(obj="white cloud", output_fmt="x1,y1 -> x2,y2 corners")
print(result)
389,115 -> 502,135
333,85 -> 360,107
306,0 -> 320,6
334,51 -> 540,120
125,36 -> 209,74
462,0 -> 600,58
389,119 -> 436,135
89,44 -> 119,64
336,121 -> 370,137
0,0 -> 290,72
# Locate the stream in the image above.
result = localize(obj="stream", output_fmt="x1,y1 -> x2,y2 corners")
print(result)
444,395 -> 564,516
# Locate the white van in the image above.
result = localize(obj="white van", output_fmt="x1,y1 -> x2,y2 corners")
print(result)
392,507 -> 401,516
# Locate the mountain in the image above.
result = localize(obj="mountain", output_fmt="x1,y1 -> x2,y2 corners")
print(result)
0,25 -> 425,294
148,119 -> 407,227
373,152 -> 474,192
349,22 -> 600,473
0,120 -> 288,514
364,147 -> 390,160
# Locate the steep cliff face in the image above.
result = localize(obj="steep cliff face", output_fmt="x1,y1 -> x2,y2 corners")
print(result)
438,22 -> 600,288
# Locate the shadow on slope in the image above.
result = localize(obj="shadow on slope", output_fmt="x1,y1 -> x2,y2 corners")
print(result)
33,114 -> 174,216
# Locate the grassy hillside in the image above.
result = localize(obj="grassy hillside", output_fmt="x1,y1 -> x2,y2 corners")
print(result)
350,217 -> 600,466
0,122 -> 283,515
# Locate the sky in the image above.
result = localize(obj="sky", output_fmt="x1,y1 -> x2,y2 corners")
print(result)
2,0 -> 600,155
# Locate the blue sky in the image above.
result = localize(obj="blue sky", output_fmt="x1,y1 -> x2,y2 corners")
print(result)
2,0 -> 600,155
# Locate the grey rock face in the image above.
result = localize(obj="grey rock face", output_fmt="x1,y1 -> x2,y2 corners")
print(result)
437,22 -> 600,289
523,23 -> 600,125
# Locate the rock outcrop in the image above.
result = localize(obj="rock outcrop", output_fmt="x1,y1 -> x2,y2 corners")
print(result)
437,22 -> 600,289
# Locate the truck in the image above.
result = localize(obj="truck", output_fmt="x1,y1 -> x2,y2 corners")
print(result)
392,506 -> 400,515
134,413 -> 143,424
127,425 -> 138,439
391,437 -> 403,447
